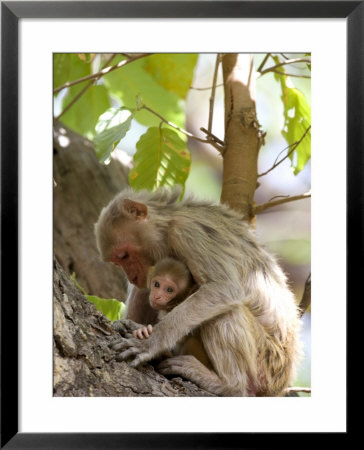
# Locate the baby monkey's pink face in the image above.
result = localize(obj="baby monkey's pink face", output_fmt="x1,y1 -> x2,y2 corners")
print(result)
149,275 -> 178,310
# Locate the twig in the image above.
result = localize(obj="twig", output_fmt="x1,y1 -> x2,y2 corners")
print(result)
285,386 -> 311,394
257,53 -> 271,73
299,273 -> 311,317
140,105 -> 225,153
259,69 -> 311,79
190,83 -> 224,91
54,54 -> 116,123
208,54 -> 222,133
53,53 -> 151,94
258,126 -> 311,178
200,127 -> 225,147
259,58 -> 311,76
254,192 -> 311,214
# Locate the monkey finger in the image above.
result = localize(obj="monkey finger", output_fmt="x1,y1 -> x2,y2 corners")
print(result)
112,319 -> 143,336
115,347 -> 140,361
158,356 -> 189,373
141,328 -> 150,339
136,329 -> 146,340
110,337 -> 135,351
129,353 -> 150,368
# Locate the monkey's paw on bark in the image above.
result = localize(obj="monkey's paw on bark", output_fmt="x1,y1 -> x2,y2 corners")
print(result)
112,319 -> 144,338
111,336 -> 153,368
157,355 -> 211,386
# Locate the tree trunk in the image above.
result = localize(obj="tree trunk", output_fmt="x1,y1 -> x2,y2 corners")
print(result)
53,258 -> 214,397
53,124 -> 213,396
220,54 -> 263,221
53,122 -> 129,300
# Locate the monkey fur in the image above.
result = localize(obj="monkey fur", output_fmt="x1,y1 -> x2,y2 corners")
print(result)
95,187 -> 302,397
132,258 -> 212,369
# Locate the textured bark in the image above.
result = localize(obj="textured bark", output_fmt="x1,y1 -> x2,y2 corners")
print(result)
221,54 -> 262,221
53,258 -> 214,397
53,122 -> 128,300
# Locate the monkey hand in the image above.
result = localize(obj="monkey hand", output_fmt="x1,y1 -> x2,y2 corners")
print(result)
132,324 -> 153,340
112,319 -> 144,338
111,335 -> 160,368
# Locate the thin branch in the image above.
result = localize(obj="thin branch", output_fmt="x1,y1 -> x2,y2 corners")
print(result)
258,126 -> 311,178
140,105 -> 225,153
257,53 -> 271,73
190,83 -> 224,91
200,127 -> 225,147
254,192 -> 311,214
208,54 -> 222,133
299,273 -> 311,317
259,57 -> 311,76
284,386 -> 311,394
53,53 -> 151,94
260,69 -> 311,79
54,54 -> 116,123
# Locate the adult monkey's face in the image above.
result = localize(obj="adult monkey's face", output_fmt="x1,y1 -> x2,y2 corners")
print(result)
96,198 -> 155,288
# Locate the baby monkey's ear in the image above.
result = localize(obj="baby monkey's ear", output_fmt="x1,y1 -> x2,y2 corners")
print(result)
122,199 -> 148,221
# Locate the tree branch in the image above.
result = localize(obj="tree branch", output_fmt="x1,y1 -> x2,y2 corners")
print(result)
259,58 -> 311,76
190,83 -> 224,91
284,386 -> 311,394
260,69 -> 311,79
53,53 -> 151,94
254,192 -> 311,214
256,53 -> 271,73
208,53 -> 222,133
54,54 -> 116,123
140,105 -> 225,153
258,126 -> 311,178
299,273 -> 311,317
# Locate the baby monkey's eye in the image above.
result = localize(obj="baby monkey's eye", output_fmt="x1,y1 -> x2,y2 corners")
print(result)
167,287 -> 174,293
153,281 -> 160,288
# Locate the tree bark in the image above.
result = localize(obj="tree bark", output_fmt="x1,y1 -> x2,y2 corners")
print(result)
220,54 -> 263,221
53,257 -> 214,397
53,123 -> 129,300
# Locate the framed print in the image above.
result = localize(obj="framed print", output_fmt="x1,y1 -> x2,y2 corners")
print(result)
1,1 -> 359,448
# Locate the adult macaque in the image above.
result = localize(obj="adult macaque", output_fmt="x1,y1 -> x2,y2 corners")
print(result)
95,187 -> 302,396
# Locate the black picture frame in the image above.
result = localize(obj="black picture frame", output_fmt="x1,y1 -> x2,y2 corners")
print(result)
1,1 -> 359,448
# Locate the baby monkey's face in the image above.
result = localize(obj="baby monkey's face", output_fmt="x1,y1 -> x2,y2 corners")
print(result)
149,275 -> 178,310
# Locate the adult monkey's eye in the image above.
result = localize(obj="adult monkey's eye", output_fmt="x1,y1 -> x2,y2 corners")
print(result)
118,252 -> 129,260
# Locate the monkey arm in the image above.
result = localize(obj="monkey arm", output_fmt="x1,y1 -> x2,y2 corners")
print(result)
111,282 -> 242,367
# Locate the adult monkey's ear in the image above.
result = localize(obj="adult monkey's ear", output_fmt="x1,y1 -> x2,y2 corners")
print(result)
122,199 -> 148,220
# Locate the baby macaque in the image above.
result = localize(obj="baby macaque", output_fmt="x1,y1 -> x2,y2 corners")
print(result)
132,257 -> 194,340
132,257 -> 212,370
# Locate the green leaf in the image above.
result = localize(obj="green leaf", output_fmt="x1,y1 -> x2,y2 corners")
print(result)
130,127 -> 191,191
143,54 -> 198,99
86,295 -> 126,322
93,107 -> 134,163
273,57 -> 311,174
281,83 -> 311,174
103,56 -> 185,130
61,84 -> 110,139
53,53 -> 93,93
55,53 -> 110,138
71,273 -> 126,322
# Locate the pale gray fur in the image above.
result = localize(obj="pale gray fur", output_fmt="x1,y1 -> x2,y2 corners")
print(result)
96,187 -> 302,396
